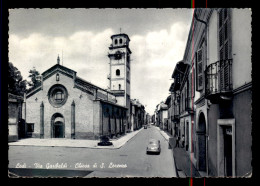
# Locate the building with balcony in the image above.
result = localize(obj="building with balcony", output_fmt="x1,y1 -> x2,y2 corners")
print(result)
179,61 -> 195,153
165,95 -> 172,134
186,8 -> 252,177
168,83 -> 175,136
170,61 -> 189,138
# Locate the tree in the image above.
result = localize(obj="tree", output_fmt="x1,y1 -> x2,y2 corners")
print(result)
8,62 -> 27,96
27,67 -> 41,92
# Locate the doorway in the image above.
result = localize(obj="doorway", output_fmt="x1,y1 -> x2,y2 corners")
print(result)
197,113 -> 206,172
51,113 -> 65,138
224,127 -> 232,176
217,119 -> 235,177
54,121 -> 64,138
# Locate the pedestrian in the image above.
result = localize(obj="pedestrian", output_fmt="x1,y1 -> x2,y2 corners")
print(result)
181,135 -> 185,148
175,135 -> 180,148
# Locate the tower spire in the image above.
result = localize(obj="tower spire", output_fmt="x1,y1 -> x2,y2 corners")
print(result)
57,55 -> 60,65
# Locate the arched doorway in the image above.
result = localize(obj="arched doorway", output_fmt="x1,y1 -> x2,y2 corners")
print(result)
197,112 -> 206,172
51,113 -> 65,138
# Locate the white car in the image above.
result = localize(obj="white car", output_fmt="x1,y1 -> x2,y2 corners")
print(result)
146,139 -> 161,154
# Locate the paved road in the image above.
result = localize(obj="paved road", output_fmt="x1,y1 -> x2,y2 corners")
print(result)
8,125 -> 176,177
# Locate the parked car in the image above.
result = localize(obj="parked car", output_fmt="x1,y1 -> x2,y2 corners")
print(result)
97,135 -> 113,146
146,139 -> 161,154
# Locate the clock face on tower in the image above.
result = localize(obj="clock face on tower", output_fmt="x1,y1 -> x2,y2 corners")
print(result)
114,51 -> 122,60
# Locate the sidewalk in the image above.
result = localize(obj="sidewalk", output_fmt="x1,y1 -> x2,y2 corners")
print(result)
8,128 -> 143,149
155,127 -> 200,178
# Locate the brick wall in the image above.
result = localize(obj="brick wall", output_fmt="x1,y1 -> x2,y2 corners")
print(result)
26,71 -> 128,140
26,72 -> 97,139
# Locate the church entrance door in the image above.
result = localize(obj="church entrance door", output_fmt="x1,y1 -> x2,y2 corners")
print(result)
54,121 -> 64,138
51,113 -> 65,138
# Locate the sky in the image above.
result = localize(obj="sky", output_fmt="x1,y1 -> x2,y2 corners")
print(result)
8,8 -> 193,115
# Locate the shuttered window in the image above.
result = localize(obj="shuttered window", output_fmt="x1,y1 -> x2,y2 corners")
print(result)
219,8 -> 230,60
219,9 -> 231,90
196,48 -> 203,91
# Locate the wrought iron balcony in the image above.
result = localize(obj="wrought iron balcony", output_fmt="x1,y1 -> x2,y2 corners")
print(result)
205,59 -> 233,103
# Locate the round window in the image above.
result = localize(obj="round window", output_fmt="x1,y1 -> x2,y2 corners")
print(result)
48,85 -> 68,108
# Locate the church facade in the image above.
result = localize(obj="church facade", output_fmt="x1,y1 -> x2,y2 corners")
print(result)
23,33 -> 132,140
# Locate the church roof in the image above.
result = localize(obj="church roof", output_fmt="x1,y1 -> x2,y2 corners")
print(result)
27,63 -> 119,105
42,64 -> 76,79
98,99 -> 128,110
75,76 -> 101,90
37,63 -> 111,94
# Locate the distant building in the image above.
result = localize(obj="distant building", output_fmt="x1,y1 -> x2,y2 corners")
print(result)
151,114 -> 155,124
130,99 -> 145,131
170,61 -> 189,138
169,82 -> 179,137
145,113 -> 150,125
157,102 -> 168,130
155,104 -> 160,127
130,99 -> 138,131
165,95 -> 172,134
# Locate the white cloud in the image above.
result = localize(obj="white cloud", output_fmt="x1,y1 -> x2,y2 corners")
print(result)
9,29 -> 113,88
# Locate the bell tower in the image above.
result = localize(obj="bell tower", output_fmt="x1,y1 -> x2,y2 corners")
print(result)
108,33 -> 131,110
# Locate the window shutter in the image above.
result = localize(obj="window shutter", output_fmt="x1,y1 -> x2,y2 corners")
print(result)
196,48 -> 203,91
219,8 -> 231,90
